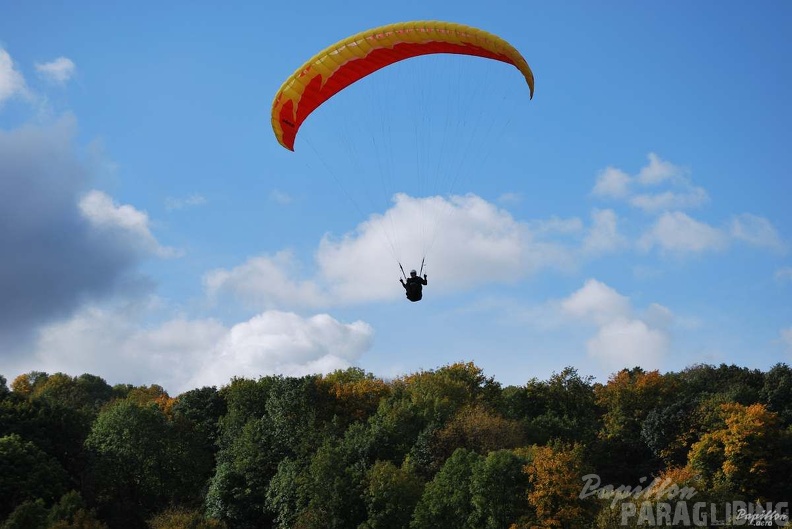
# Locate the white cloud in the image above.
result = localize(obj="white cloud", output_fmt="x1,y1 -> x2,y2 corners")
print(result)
592,166 -> 631,199
590,156 -> 783,256
636,152 -> 687,186
730,213 -> 787,252
208,193 -> 586,308
638,211 -> 728,254
643,303 -> 674,329
628,187 -> 709,213
204,250 -> 328,309
17,303 -> 373,394
561,279 -> 631,326
587,317 -> 669,369
165,194 -> 206,211
35,57 -> 76,85
591,153 -> 709,213
189,311 -> 373,389
79,190 -> 148,232
636,211 -> 785,256
31,304 -> 226,391
561,279 -> 671,370
583,209 -> 627,255
0,49 -> 28,106
79,190 -> 179,258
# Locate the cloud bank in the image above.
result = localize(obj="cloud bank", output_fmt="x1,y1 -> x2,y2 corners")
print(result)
20,303 -> 373,393
0,116 -> 170,350
206,193 -> 626,309
591,154 -> 786,258
561,279 -> 672,371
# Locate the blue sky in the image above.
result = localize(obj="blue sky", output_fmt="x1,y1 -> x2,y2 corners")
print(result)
1,1 -> 790,393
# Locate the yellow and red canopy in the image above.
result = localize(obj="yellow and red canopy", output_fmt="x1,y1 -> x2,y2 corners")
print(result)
271,21 -> 534,151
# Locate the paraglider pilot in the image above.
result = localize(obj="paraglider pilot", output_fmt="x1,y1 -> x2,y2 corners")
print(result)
400,270 -> 428,302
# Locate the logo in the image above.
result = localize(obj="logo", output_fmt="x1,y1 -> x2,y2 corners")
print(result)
580,474 -> 789,527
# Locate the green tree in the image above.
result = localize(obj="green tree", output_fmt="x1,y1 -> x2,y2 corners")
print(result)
0,434 -> 67,520
85,400 -> 209,528
2,372 -> 110,490
520,368 -> 600,445
296,427 -> 372,529
469,450 -> 532,529
594,368 -> 675,483
46,491 -> 108,529
266,457 -> 308,529
367,391 -> 429,466
0,392 -> 90,481
761,363 -> 792,427
402,363 -> 501,425
205,461 -> 262,529
29,373 -> 114,416
677,364 -> 764,405
216,377 -> 274,438
265,375 -> 331,458
207,414 -> 281,528
361,461 -> 424,529
1,499 -> 48,529
207,375 -> 328,529
410,448 -> 482,529
641,398 -> 699,466
172,386 -> 227,453
47,491 -> 87,524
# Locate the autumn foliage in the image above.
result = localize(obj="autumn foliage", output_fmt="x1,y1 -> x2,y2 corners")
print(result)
0,362 -> 790,529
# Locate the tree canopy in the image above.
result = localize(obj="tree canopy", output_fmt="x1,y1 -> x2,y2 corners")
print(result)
1,362 -> 790,528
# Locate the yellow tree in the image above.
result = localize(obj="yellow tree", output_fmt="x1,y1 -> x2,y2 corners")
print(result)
525,443 -> 595,529
318,368 -> 390,425
688,402 -> 791,501
433,404 -> 525,463
401,362 -> 501,424
10,371 -> 49,397
125,384 -> 176,417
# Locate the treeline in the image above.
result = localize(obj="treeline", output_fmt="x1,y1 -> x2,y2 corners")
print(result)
1,362 -> 791,528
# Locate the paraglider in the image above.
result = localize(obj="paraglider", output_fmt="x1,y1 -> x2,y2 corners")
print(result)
271,21 -> 534,302
400,269 -> 428,302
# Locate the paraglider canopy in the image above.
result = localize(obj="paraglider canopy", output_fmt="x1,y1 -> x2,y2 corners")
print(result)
271,20 -> 534,151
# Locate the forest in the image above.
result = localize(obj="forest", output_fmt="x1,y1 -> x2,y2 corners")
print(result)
1,361 -> 791,529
